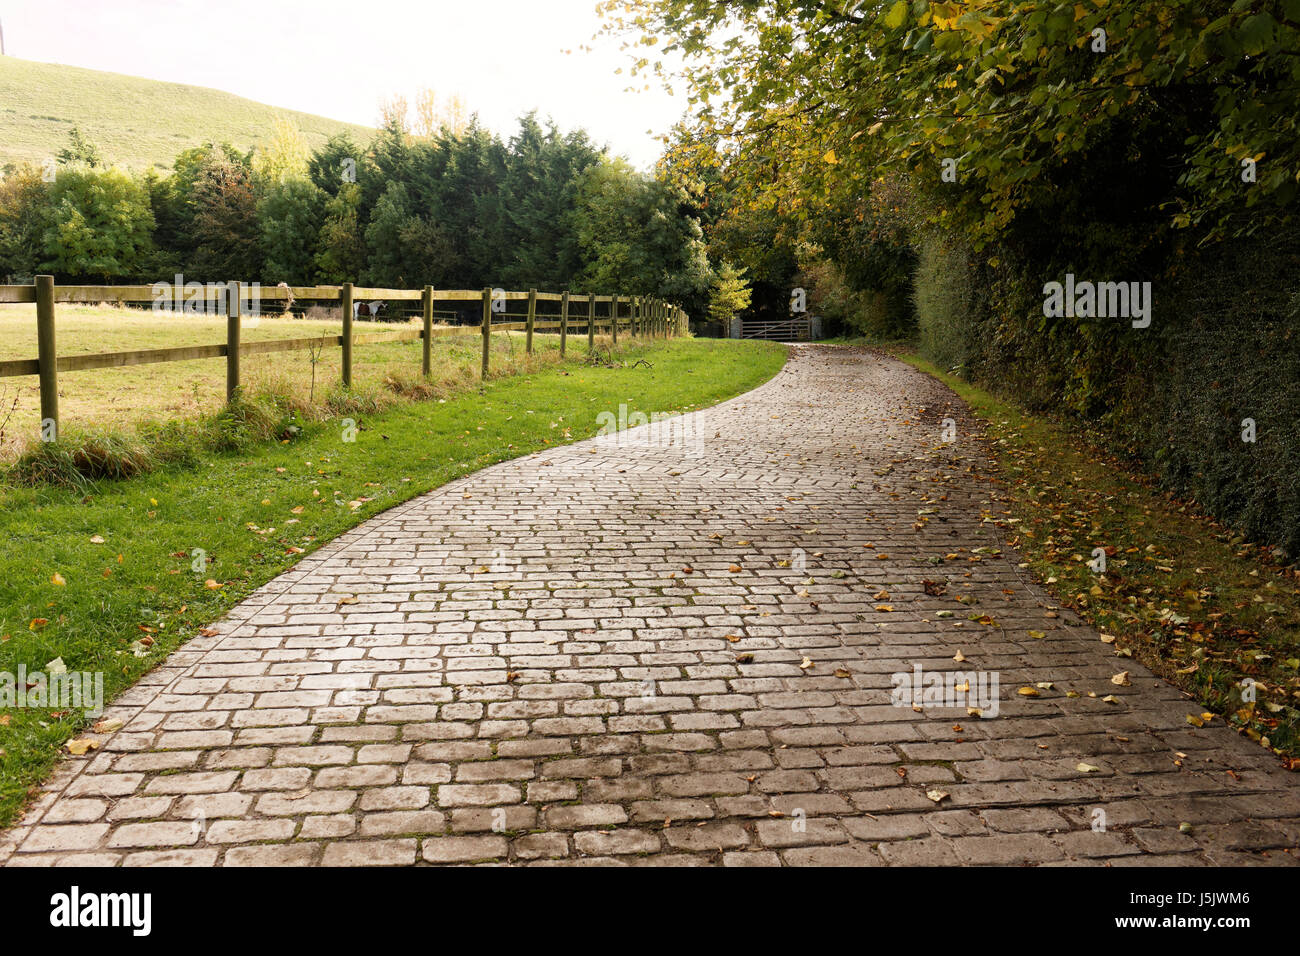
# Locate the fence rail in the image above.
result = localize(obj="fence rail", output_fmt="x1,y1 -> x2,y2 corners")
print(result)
0,277 -> 688,440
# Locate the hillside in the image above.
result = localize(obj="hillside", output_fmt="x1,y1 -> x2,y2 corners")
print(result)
0,56 -> 375,173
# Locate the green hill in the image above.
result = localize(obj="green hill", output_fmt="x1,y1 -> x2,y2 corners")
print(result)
0,56 -> 375,173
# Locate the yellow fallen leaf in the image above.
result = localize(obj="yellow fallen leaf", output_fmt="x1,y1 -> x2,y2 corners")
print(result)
1077,762 -> 1100,773
1018,687 -> 1041,697
50,573 -> 66,586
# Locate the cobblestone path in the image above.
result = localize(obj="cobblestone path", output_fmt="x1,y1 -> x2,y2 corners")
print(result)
4,345 -> 1297,866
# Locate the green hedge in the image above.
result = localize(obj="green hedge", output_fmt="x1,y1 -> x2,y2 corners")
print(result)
914,230 -> 1300,556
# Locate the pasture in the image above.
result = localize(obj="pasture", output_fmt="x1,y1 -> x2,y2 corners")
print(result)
0,304 -> 577,460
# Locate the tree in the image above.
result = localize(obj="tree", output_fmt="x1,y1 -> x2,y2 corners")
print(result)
40,167 -> 153,280
57,127 -> 103,169
258,177 -> 325,283
252,117 -> 311,187
189,153 -> 260,279
707,260 -> 751,327
574,156 -> 713,310
314,182 -> 365,283
604,0 -> 1300,243
0,164 -> 48,280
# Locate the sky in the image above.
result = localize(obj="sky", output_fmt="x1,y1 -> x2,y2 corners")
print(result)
0,0 -> 684,169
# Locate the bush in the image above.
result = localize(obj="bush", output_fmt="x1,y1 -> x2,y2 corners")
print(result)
920,225 -> 1300,556
10,431 -> 154,490
1121,232 -> 1300,555
912,235 -> 977,373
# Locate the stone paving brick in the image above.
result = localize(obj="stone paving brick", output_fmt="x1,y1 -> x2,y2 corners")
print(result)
6,346 -> 1300,867
321,840 -> 418,867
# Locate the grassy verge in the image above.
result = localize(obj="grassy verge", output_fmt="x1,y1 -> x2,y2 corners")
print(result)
899,352 -> 1300,768
0,337 -> 787,826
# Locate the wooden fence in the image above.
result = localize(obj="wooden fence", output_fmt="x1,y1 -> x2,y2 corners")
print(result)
0,277 -> 688,438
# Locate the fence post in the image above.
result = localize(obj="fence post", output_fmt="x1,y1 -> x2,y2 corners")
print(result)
526,288 -> 537,355
341,282 -> 354,388
560,291 -> 569,358
612,294 -> 619,346
422,285 -> 434,377
226,280 -> 241,402
480,287 -> 491,381
35,275 -> 57,440
587,294 -> 595,350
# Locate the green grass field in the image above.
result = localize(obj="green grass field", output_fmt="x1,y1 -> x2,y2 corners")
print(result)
0,304 -> 564,460
0,56 -> 374,172
0,336 -> 787,825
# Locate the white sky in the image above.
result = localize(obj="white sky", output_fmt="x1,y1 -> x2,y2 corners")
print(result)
0,0 -> 682,169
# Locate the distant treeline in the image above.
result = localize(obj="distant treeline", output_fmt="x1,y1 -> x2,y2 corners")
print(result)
0,115 -> 717,318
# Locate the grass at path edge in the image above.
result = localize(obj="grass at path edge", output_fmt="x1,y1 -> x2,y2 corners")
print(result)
0,338 -> 787,826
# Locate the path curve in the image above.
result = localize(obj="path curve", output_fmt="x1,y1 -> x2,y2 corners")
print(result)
4,345 -> 1298,866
